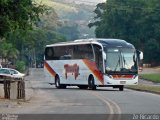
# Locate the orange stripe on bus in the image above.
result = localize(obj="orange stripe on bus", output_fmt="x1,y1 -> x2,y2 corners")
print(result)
44,61 -> 56,77
83,59 -> 104,85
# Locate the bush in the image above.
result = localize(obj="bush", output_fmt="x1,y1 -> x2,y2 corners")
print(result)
16,61 -> 26,73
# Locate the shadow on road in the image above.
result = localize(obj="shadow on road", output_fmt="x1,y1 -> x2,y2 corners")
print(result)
33,86 -> 122,92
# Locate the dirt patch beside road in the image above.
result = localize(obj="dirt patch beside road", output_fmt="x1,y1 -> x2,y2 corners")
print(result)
140,66 -> 160,74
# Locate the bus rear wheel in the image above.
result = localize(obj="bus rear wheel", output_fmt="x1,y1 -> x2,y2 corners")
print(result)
88,76 -> 96,90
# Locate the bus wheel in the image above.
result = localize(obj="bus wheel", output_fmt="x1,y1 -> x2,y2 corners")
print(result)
88,76 -> 96,90
119,85 -> 124,91
55,76 -> 61,89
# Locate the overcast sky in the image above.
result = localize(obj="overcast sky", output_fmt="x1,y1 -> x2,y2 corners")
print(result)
87,0 -> 106,2
80,0 -> 105,3
71,0 -> 106,5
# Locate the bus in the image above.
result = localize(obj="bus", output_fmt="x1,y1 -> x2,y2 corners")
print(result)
44,38 -> 143,91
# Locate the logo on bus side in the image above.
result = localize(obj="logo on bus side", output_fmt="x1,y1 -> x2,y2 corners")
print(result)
64,64 -> 79,80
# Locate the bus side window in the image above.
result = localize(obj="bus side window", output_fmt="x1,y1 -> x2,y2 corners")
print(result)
60,55 -> 72,60
73,44 -> 94,60
93,44 -> 103,72
73,45 -> 82,59
53,46 -> 73,60
66,46 -> 74,59
87,44 -> 94,60
45,47 -> 54,60
53,46 -> 65,60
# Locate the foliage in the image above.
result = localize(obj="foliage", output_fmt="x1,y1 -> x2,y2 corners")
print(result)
16,60 -> 26,72
57,22 -> 80,40
90,0 -> 160,65
0,0 -> 47,38
140,74 -> 160,83
0,0 -> 66,67
0,0 -> 96,67
6,28 -> 66,67
38,0 -> 96,39
0,41 -> 19,63
127,85 -> 160,94
36,8 -> 59,30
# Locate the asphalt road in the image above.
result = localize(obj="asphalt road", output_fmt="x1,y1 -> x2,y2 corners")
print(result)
0,68 -> 160,120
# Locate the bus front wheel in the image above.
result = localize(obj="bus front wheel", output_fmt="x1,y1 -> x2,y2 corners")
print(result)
55,76 -> 66,89
88,76 -> 96,90
119,85 -> 124,91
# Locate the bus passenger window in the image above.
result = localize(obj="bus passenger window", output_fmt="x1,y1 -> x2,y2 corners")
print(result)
45,47 -> 54,60
93,44 -> 103,72
60,55 -> 71,60
73,44 -> 94,60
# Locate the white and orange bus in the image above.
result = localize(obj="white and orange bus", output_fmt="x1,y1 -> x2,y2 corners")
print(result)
44,38 -> 143,91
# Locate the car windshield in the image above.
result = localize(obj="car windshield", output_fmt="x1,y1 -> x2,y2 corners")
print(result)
0,69 -> 10,74
105,48 -> 137,74
10,69 -> 18,74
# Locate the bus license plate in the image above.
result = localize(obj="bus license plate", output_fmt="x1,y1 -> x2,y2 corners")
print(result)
120,81 -> 126,84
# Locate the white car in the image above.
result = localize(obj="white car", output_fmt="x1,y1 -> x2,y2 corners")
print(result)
0,68 -> 25,80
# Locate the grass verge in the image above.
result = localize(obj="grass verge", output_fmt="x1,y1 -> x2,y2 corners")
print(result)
140,74 -> 160,83
126,85 -> 160,94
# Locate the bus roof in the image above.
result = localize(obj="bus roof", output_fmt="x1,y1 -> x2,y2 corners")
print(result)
46,38 -> 134,48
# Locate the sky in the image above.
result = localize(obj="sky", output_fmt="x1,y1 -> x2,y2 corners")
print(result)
65,0 -> 106,5
78,0 -> 106,4
87,0 -> 106,2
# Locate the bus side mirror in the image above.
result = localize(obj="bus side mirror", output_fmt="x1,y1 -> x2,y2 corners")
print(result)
103,51 -> 106,60
136,50 -> 143,60
139,51 -> 143,60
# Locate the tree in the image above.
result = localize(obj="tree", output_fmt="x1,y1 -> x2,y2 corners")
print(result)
5,28 -> 66,67
57,21 -> 80,40
0,41 -> 19,63
89,0 -> 160,65
0,0 -> 48,67
0,0 -> 47,39
144,39 -> 160,65
36,8 -> 59,31
88,3 -> 105,28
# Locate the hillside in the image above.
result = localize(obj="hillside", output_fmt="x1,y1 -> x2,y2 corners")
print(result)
54,0 -> 105,5
36,0 -> 78,18
37,0 -> 97,39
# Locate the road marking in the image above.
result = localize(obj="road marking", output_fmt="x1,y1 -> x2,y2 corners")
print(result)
89,91 -> 122,120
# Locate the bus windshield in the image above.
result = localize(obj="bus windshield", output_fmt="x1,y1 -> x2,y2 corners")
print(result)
105,48 -> 138,74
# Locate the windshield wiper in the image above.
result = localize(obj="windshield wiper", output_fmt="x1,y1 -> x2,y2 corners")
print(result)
122,55 -> 129,69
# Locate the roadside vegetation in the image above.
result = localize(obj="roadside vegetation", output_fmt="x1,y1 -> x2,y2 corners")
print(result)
140,74 -> 160,83
127,73 -> 160,94
126,85 -> 160,94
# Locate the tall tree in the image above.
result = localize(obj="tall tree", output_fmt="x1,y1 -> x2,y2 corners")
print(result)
0,0 -> 47,39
